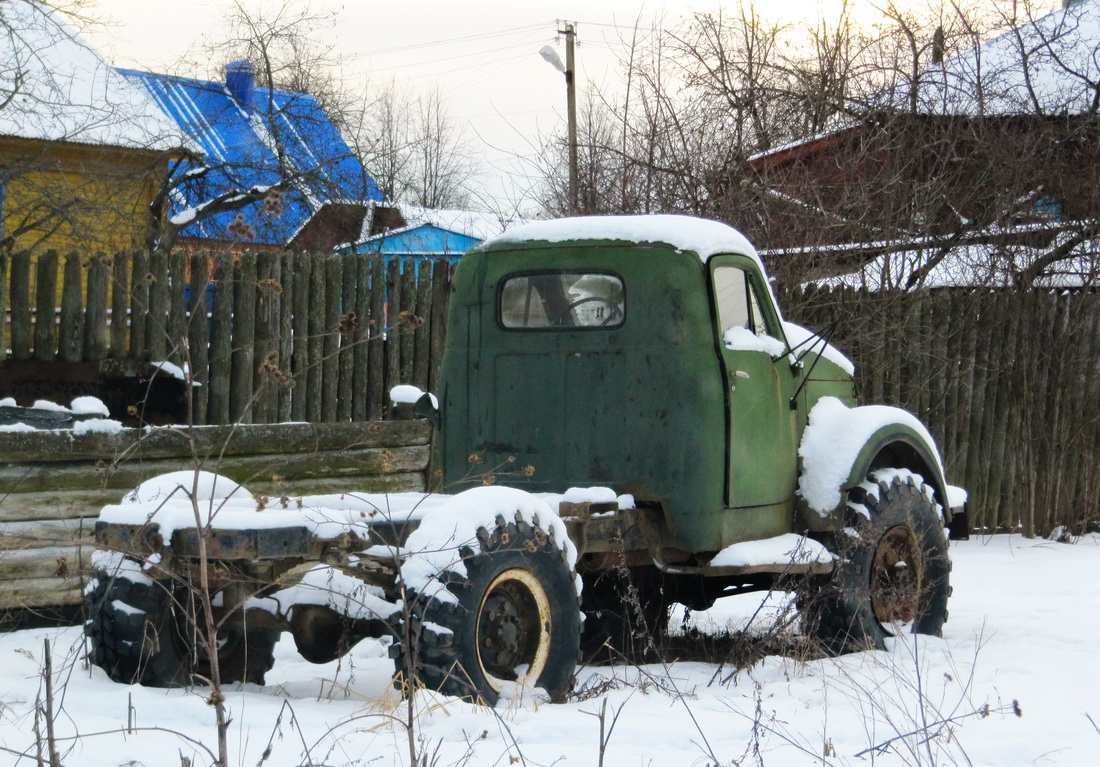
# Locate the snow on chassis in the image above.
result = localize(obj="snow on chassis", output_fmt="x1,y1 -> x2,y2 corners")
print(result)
86,216 -> 968,704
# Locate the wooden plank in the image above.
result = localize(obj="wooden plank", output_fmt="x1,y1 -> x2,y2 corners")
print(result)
428,259 -> 450,394
250,472 -> 426,498
927,291 -> 950,457
188,252 -> 211,423
58,252 -> 84,362
942,289 -> 968,477
0,445 -> 430,494
1072,293 -> 1100,529
307,253 -> 325,422
368,255 -> 385,420
128,250 -> 149,359
290,253 -> 312,422
413,258 -> 432,389
0,251 -> 7,358
0,518 -> 95,550
253,251 -> 278,423
337,255 -> 357,421
277,252 -> 295,423
385,258 -> 401,418
0,576 -> 84,610
352,253 -> 372,421
1041,291 -> 1070,534
0,419 -> 431,462
84,254 -> 110,360
0,489 -> 123,522
0,546 -> 91,581
9,251 -> 32,360
986,291 -> 1020,531
110,250 -> 131,358
32,251 -> 59,361
963,290 -> 995,531
207,254 -> 233,425
167,251 -> 188,364
322,256 -> 341,422
230,252 -> 257,423
399,258 -> 416,383
146,249 -> 168,360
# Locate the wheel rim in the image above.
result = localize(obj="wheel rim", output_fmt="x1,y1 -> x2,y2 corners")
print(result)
475,568 -> 553,692
870,525 -> 923,625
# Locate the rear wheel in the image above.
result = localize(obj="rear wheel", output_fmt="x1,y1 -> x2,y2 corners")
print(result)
393,516 -> 581,705
800,471 -> 950,653
85,564 -> 278,687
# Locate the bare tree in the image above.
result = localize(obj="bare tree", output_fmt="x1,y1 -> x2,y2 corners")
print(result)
535,0 -> 1100,290
400,85 -> 477,209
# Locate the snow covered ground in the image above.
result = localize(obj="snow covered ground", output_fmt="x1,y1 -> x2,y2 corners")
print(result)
1,534 -> 1097,767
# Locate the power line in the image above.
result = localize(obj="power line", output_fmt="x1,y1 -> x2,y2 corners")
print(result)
347,22 -> 553,59
365,39 -> 546,73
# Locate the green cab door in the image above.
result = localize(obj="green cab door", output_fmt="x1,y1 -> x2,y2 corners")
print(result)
710,256 -> 798,509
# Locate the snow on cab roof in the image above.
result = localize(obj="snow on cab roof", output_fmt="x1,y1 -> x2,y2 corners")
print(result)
478,214 -> 761,265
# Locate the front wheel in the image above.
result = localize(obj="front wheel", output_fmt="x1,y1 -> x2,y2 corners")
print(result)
800,471 -> 951,654
393,515 -> 581,705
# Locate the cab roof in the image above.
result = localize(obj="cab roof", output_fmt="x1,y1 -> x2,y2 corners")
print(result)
475,214 -> 762,268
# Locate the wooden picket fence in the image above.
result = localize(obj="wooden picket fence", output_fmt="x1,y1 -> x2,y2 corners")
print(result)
0,250 -> 453,424
784,285 -> 1100,538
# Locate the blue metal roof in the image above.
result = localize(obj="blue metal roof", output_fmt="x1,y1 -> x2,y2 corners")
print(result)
346,223 -> 482,257
117,68 -> 382,245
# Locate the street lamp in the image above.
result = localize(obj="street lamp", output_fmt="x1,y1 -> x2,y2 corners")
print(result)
540,23 -> 578,213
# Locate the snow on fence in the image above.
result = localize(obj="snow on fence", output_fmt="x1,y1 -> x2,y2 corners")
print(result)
0,420 -> 431,612
0,250 -> 453,425
785,284 -> 1100,538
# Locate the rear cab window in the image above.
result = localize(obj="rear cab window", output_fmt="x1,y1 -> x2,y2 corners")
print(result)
500,272 -> 625,329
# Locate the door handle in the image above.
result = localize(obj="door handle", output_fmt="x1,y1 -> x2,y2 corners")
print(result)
735,370 -> 751,379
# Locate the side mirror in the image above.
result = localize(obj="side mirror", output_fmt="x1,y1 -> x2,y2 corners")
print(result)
390,385 -> 440,428
413,393 -> 440,427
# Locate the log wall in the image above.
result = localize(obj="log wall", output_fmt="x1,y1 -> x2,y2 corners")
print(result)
0,420 -> 432,611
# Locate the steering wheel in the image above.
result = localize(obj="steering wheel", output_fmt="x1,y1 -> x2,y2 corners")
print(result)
564,296 -> 623,326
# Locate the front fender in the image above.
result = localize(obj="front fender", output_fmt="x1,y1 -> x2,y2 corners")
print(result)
797,397 -> 948,524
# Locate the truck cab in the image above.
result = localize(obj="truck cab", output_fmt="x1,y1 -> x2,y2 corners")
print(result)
433,215 -> 945,557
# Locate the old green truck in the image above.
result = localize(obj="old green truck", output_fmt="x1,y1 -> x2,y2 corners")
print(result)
86,215 -> 966,704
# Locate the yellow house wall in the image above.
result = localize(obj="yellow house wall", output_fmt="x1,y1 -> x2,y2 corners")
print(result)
0,137 -> 172,318
0,136 -> 167,254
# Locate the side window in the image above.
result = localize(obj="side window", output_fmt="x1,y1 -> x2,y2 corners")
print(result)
501,272 -> 624,329
713,266 -> 768,336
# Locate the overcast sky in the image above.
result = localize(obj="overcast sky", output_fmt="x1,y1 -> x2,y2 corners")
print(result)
79,0 -> 860,211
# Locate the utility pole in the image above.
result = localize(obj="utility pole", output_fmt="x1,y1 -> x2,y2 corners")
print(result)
561,22 -> 578,214
540,22 -> 579,213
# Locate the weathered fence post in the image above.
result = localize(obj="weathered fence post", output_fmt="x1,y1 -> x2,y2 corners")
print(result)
322,256 -> 341,422
207,253 -> 233,425
128,250 -> 149,360
188,252 -> 210,423
367,255 -> 385,420
230,252 -> 257,423
290,253 -> 311,422
32,251 -> 59,361
9,252 -> 32,360
109,251 -> 131,359
84,254 -> 109,361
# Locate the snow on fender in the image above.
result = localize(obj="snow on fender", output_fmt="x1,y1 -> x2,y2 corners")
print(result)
797,396 -> 945,515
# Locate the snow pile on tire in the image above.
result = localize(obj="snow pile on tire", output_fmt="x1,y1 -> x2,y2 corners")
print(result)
400,486 -> 580,605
